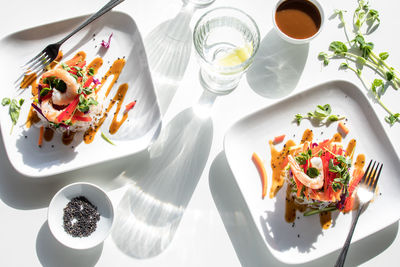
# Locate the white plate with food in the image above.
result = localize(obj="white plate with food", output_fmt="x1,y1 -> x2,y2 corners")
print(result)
0,11 -> 161,177
224,80 -> 400,264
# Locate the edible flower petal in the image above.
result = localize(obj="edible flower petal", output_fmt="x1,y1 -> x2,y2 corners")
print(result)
101,33 -> 113,48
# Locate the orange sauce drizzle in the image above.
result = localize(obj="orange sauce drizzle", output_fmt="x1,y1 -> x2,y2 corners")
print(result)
83,57 -> 127,144
332,132 -> 342,142
48,51 -> 63,70
345,139 -> 356,159
269,139 -> 296,198
65,51 -> 86,66
300,128 -> 313,143
87,57 -> 103,74
97,58 -> 126,97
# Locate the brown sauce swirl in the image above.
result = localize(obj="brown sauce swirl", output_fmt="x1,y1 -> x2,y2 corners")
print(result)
43,127 -> 54,142
62,131 -> 75,146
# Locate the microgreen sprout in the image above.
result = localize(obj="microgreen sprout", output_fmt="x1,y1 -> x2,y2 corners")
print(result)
319,0 -> 400,126
294,104 -> 345,125
2,97 -> 25,133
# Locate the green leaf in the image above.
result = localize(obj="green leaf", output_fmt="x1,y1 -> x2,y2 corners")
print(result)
19,99 -> 24,106
385,113 -> 400,125
88,67 -> 95,76
339,62 -> 349,70
9,99 -> 21,125
83,87 -> 93,95
353,34 -> 365,46
61,63 -> 71,71
294,114 -> 303,125
386,71 -> 394,81
40,87 -> 52,97
318,52 -> 330,66
367,9 -> 380,22
2,97 -> 10,106
357,56 -> 366,65
54,79 -> 67,93
307,167 -> 320,178
315,104 -> 331,117
303,206 -> 337,216
329,41 -> 348,54
379,52 -> 389,60
336,155 -> 351,166
371,79 -> 384,97
101,132 -> 116,146
359,41 -> 374,59
328,115 -> 339,121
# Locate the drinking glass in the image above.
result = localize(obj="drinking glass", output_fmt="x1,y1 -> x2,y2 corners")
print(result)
193,7 -> 260,94
182,0 -> 215,8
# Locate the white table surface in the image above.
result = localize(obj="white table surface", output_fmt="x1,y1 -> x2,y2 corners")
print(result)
1,0 -> 399,266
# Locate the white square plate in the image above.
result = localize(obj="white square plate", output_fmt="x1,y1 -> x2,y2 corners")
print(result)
224,80 -> 400,264
0,11 -> 161,177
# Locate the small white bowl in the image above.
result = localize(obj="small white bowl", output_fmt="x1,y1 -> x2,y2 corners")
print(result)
48,182 -> 114,250
272,0 -> 325,44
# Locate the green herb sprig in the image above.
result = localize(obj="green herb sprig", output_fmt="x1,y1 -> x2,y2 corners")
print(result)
319,0 -> 400,125
328,156 -> 352,193
294,104 -> 345,125
2,97 -> 25,133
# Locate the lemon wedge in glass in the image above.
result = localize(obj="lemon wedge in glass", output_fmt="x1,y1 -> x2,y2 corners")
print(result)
218,43 -> 253,67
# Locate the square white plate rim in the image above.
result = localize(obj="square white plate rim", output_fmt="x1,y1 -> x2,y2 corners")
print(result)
0,11 -> 162,177
224,79 -> 400,264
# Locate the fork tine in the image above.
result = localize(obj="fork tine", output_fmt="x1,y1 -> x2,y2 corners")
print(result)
22,51 -> 46,70
360,160 -> 373,184
26,56 -> 51,75
371,163 -> 383,192
29,62 -> 48,75
367,161 -> 378,186
21,51 -> 44,69
26,54 -> 50,73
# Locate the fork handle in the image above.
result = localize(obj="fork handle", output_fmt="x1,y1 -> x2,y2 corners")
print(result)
57,0 -> 125,45
334,204 -> 365,267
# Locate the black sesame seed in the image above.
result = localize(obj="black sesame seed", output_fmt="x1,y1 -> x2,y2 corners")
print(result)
63,196 -> 100,237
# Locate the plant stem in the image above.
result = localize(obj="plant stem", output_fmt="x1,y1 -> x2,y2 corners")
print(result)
346,66 -> 399,122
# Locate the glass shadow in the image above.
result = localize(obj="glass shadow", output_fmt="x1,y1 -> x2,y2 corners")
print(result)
246,29 -> 309,99
112,91 -> 216,258
144,4 -> 194,116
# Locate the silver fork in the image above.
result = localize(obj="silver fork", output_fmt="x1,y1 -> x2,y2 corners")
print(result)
334,160 -> 383,267
21,0 -> 125,75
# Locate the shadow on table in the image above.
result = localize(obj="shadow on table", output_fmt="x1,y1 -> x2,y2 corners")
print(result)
112,91 -> 215,259
0,129 -> 149,210
209,151 -> 399,267
36,221 -> 103,267
144,4 -> 194,116
259,185 -> 323,254
246,29 -> 309,99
